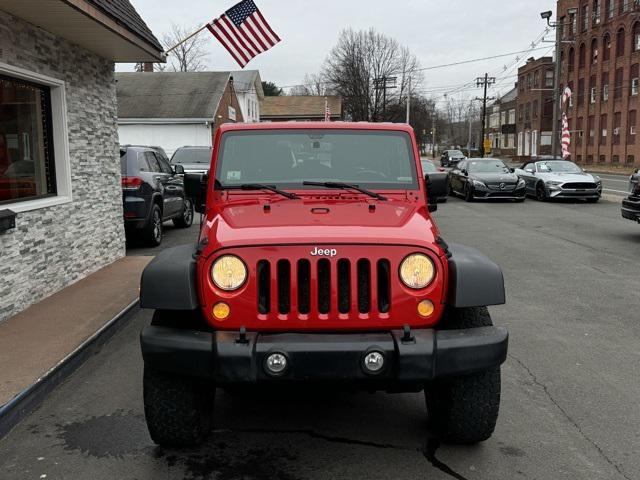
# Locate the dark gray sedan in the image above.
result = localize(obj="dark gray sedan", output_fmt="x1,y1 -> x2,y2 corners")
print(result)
515,159 -> 602,202
448,158 -> 526,202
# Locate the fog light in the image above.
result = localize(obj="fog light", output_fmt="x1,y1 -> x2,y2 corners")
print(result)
417,300 -> 435,317
212,302 -> 230,320
265,352 -> 288,375
363,351 -> 385,373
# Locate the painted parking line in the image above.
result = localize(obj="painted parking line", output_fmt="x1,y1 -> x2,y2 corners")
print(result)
603,188 -> 630,194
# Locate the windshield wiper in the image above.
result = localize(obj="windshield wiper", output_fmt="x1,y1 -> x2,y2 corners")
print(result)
303,181 -> 387,201
222,183 -> 300,199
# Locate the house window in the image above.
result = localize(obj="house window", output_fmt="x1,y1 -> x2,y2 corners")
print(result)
577,117 -> 584,145
534,71 -> 540,87
631,64 -> 639,95
0,73 -> 57,206
568,48 -> 575,72
606,0 -> 614,19
577,155 -> 583,163
628,155 -> 635,164
569,81 -> 575,107
620,0 -> 629,13
600,114 -> 608,144
579,43 -> 586,68
603,33 -> 611,61
508,109 -> 516,124
629,110 -> 637,144
615,67 -> 623,99
586,154 -> 594,164
578,78 -> 585,104
613,111 -> 622,144
591,39 -> 599,64
616,28 -> 625,57
599,155 -> 606,163
602,72 -> 610,100
570,11 -> 577,35
590,75 -> 597,103
545,70 -> 554,87
582,5 -> 589,31
593,0 -> 601,24
612,154 -> 619,163
588,115 -> 595,145
533,100 -> 538,118
634,22 -> 640,51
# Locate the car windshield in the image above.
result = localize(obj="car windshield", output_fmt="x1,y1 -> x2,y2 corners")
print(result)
448,150 -> 464,157
215,130 -> 418,190
537,161 -> 582,173
421,161 -> 437,173
467,160 -> 509,173
171,148 -> 212,165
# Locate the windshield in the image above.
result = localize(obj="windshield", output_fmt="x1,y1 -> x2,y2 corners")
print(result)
171,148 -> 212,165
421,161 -> 437,173
448,150 -> 464,157
216,130 -> 418,190
537,161 -> 582,173
467,160 -> 509,173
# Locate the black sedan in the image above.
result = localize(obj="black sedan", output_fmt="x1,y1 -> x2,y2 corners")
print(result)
448,158 -> 526,202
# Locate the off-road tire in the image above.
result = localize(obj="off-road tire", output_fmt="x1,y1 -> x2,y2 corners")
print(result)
173,198 -> 194,228
143,204 -> 163,247
143,366 -> 214,447
425,306 -> 501,444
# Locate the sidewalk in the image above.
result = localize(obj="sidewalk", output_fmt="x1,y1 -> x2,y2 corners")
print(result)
0,256 -> 151,409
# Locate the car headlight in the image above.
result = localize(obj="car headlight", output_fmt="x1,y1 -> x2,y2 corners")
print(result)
517,178 -> 526,188
473,180 -> 486,188
399,253 -> 435,289
546,181 -> 563,186
211,255 -> 247,291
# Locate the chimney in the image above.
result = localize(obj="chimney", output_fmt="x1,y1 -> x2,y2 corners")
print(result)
143,62 -> 154,72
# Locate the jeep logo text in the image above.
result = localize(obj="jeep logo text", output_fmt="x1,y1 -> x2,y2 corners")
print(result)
310,247 -> 337,257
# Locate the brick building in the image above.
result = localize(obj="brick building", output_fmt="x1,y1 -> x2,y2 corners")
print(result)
486,87 -> 518,158
516,57 -> 555,160
558,0 -> 640,166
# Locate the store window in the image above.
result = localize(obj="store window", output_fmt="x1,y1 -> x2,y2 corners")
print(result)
0,74 -> 56,205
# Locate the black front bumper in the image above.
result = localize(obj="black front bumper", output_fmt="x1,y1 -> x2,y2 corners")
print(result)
140,326 -> 508,385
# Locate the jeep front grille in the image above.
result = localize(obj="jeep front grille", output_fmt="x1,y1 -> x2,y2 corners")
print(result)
257,258 -> 391,316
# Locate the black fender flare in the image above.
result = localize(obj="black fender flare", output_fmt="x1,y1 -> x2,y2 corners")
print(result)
446,243 -> 505,308
140,244 -> 199,311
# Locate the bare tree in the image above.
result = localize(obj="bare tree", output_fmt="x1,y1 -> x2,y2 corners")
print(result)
155,24 -> 209,72
323,28 -> 422,122
289,73 -> 327,96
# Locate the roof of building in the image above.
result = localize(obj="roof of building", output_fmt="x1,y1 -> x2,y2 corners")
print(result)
86,0 -> 163,51
261,95 -> 342,118
500,87 -> 518,103
116,72 -> 232,119
230,70 -> 265,100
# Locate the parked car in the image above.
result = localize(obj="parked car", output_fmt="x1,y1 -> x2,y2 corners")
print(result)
122,144 -> 170,163
449,158 -> 526,202
515,159 -> 602,202
170,146 -> 213,174
621,169 -> 640,223
440,149 -> 466,168
421,159 -> 448,202
120,146 -> 194,247
139,122 -> 508,448
629,168 -> 639,194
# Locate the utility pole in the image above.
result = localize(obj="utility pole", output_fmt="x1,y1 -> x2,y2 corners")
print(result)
373,76 -> 397,122
405,76 -> 411,124
476,74 -> 496,158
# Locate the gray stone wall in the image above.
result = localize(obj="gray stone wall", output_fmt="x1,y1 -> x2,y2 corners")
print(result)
0,11 -> 126,321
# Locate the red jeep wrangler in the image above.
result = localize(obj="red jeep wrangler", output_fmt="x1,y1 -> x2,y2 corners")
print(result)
139,122 -> 508,447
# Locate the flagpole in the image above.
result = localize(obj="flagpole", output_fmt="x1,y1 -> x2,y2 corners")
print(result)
165,23 -> 210,54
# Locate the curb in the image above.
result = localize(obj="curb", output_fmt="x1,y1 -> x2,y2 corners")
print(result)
0,299 -> 140,440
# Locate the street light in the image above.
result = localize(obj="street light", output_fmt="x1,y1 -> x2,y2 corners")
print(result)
540,11 -> 553,20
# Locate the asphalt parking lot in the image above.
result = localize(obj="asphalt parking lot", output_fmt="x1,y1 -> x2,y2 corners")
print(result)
1,196 -> 639,480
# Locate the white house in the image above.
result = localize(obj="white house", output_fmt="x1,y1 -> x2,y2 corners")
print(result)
116,71 -> 244,157
230,70 -> 264,123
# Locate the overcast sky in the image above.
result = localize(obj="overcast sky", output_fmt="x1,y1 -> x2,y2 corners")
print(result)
122,0 -> 557,103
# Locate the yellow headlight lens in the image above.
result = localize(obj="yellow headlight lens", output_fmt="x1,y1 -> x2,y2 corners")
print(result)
212,302 -> 230,320
399,254 -> 435,289
417,300 -> 435,317
211,255 -> 247,291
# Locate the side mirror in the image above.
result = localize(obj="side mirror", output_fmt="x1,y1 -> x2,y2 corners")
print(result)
173,164 -> 185,175
184,173 -> 208,214
509,168 -> 515,173
425,174 -> 447,212
525,168 -> 535,174
462,169 -> 469,176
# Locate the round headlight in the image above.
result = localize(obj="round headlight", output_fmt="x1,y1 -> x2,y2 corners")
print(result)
211,255 -> 247,291
399,254 -> 435,289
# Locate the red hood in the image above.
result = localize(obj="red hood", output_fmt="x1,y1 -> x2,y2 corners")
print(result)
200,194 -> 441,255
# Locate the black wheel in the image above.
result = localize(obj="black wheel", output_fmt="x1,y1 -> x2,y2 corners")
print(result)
586,197 -> 599,203
535,183 -> 548,202
173,198 -> 194,228
464,184 -> 474,202
425,306 -> 501,444
142,204 -> 163,247
143,366 -> 214,447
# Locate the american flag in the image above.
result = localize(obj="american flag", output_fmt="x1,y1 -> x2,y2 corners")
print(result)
561,86 -> 572,159
207,0 -> 281,68
324,97 -> 331,122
